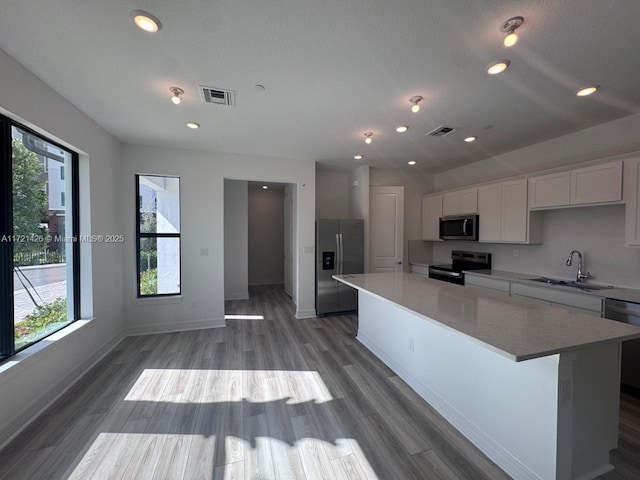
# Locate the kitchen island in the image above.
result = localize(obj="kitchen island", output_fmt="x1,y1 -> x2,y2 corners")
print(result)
334,272 -> 640,480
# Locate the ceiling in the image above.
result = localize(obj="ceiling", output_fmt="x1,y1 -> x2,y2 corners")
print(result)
1,1 -> 639,174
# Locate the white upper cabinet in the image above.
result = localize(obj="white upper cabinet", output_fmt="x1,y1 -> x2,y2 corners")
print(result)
571,161 -> 623,205
528,171 -> 571,208
501,179 -> 529,242
442,188 -> 477,216
421,194 -> 442,241
442,191 -> 459,217
478,183 -> 502,242
459,188 -> 478,214
478,179 -> 541,244
625,158 -> 640,246
528,161 -> 622,209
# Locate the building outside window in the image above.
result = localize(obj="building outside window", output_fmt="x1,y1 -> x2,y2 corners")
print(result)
0,115 -> 80,360
136,175 -> 181,297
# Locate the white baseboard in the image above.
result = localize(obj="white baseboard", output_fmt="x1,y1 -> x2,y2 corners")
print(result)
295,309 -> 317,319
0,329 -> 124,452
125,317 -> 225,336
357,333 -> 545,480
224,292 -> 249,301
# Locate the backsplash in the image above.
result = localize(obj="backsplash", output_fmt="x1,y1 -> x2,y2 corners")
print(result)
432,204 -> 640,289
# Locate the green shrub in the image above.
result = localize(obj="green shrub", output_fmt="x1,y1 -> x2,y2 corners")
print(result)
139,250 -> 157,272
140,268 -> 158,295
15,297 -> 67,349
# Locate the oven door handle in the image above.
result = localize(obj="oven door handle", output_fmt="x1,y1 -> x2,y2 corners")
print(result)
463,218 -> 468,237
429,269 -> 462,278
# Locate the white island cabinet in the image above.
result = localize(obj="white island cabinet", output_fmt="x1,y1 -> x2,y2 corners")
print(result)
335,272 -> 640,480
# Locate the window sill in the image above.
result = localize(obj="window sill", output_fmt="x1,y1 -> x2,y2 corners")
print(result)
132,295 -> 183,306
0,318 -> 93,382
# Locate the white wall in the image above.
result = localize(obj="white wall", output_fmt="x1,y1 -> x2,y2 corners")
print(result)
248,186 -> 285,285
316,170 -> 349,218
0,48 -> 124,446
370,168 -> 434,271
122,144 -> 317,331
224,180 -> 248,300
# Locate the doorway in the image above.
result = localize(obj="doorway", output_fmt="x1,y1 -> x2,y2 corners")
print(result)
223,179 -> 296,308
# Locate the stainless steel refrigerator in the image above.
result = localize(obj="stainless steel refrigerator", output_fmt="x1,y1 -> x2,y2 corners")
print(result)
316,219 -> 364,315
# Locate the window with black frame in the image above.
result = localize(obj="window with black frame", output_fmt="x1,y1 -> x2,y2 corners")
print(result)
136,174 -> 181,297
0,114 -> 80,361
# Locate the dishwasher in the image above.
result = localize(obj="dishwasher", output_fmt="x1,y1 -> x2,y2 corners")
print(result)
604,298 -> 640,392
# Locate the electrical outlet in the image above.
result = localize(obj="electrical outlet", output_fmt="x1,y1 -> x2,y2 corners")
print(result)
513,249 -> 519,257
191,300 -> 197,309
200,248 -> 209,256
408,337 -> 414,352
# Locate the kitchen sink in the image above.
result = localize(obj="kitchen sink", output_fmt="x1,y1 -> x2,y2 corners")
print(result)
526,277 -> 615,291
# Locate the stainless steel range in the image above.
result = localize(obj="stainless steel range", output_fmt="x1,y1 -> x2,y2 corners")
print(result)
428,250 -> 491,285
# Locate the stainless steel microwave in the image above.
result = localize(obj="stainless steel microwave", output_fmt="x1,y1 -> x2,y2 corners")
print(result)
439,214 -> 479,240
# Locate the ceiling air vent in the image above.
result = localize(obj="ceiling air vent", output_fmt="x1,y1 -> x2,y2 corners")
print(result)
199,85 -> 235,106
426,125 -> 459,138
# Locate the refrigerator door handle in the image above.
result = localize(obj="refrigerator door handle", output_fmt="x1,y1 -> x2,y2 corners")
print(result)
335,233 -> 341,275
339,233 -> 344,275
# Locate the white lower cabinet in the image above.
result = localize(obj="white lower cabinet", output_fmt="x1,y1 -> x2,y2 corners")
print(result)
466,273 -> 603,316
410,264 -> 429,277
510,283 -> 603,315
465,273 -> 510,293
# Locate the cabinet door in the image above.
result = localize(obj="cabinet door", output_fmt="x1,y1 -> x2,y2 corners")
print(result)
477,183 -> 501,242
528,171 -> 570,208
442,192 -> 460,217
625,158 -> 640,246
570,161 -> 622,205
421,195 -> 442,241
501,179 -> 528,242
459,188 -> 478,214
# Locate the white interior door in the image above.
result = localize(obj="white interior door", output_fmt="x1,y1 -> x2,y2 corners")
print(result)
370,186 -> 404,272
283,185 -> 294,297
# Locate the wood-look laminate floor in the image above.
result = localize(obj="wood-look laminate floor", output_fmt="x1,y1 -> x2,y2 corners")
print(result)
0,285 -> 639,479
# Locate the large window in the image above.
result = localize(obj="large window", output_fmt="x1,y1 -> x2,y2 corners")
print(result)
0,115 -> 79,360
136,175 -> 181,297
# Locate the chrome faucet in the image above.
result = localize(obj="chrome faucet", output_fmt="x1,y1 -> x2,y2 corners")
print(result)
565,250 -> 592,282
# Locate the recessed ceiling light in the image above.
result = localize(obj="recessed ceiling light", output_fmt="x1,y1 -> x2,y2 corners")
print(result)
576,85 -> 599,97
364,132 -> 373,144
396,125 -> 409,133
407,160 -> 417,165
262,185 -> 269,189
130,10 -> 162,33
170,87 -> 184,105
186,122 -> 200,129
409,95 -> 423,113
500,16 -> 524,47
354,155 -> 363,160
464,136 -> 476,142
487,60 -> 511,75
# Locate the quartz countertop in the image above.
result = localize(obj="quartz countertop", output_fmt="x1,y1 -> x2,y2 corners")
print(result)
465,269 -> 640,304
335,272 -> 640,361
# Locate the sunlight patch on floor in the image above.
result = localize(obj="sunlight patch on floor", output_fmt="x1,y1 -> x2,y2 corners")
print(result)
124,369 -> 334,404
224,314 -> 265,320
